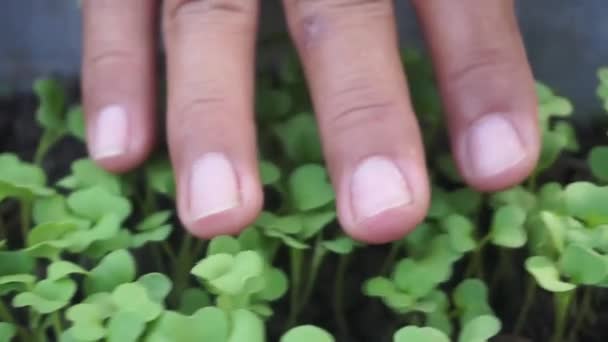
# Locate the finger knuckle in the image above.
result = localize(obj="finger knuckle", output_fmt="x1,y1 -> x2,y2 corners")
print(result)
287,0 -> 392,48
86,48 -> 138,69
446,47 -> 519,92
323,80 -> 396,135
164,0 -> 256,35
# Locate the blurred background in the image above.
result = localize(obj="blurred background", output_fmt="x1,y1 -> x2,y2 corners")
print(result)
2,0 -> 607,118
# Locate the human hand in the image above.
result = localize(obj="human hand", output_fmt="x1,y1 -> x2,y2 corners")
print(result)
82,0 -> 539,243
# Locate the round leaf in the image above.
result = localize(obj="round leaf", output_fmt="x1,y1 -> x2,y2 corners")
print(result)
458,315 -> 501,342
393,326 -> 449,342
525,256 -> 575,292
588,146 -> 608,182
67,186 -> 131,222
137,273 -> 172,304
281,325 -> 334,342
565,182 -> 608,226
48,261 -> 87,280
228,309 -> 265,342
85,249 -> 136,295
289,165 -> 335,211
490,205 -> 527,248
560,244 -> 608,285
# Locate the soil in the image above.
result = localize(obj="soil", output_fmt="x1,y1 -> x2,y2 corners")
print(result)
2,87 -> 608,342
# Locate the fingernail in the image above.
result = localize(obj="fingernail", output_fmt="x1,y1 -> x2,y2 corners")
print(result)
92,105 -> 128,159
190,153 -> 240,220
467,114 -> 526,178
351,156 -> 412,221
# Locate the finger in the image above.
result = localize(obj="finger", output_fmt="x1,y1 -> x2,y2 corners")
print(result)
413,0 -> 540,191
82,0 -> 157,172
162,0 -> 263,238
283,0 -> 430,244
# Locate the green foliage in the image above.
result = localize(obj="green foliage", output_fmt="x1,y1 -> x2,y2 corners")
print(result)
0,54 -> 605,342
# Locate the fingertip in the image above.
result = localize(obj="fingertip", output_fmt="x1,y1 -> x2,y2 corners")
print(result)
87,105 -> 156,173
457,112 -> 540,192
338,156 -> 431,245
342,203 -> 428,245
176,153 -> 264,240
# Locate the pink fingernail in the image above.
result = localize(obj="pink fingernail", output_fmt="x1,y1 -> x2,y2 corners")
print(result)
190,153 -> 240,220
468,114 -> 526,178
351,156 -> 412,221
92,105 -> 128,159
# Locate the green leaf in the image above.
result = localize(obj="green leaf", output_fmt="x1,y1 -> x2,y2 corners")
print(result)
393,326 -> 450,342
26,221 -> 79,258
265,230 -> 309,249
192,251 -> 265,296
588,146 -> 608,182
560,244 -> 608,285
0,251 -> 35,276
48,261 -> 87,280
228,309 -> 265,342
440,214 -> 476,253
66,303 -> 113,341
34,78 -> 66,130
179,288 -> 211,315
363,277 -> 395,297
261,214 -> 303,235
300,211 -> 336,239
428,187 -> 453,219
394,235 -> 460,298
490,205 -> 527,248
107,311 -> 146,342
447,188 -> 482,216
85,249 -> 136,295
458,315 -> 501,342
259,161 -> 281,185
275,114 -> 323,163
136,211 -> 171,231
66,214 -> 123,253
289,165 -> 335,211
565,182 -> 608,226
0,274 -> 36,295
68,186 -> 131,222
145,157 -> 176,198
209,237 -> 241,256
147,307 -> 229,342
0,322 -> 16,341
137,273 -> 172,304
33,195 -> 77,225
538,182 -> 566,213
131,225 -> 172,248
256,89 -> 292,121
58,159 -> 122,195
281,325 -> 334,342
537,130 -> 568,172
322,236 -> 356,255
553,121 -> 579,152
66,105 -> 86,140
425,291 -> 453,335
525,256 -> 575,292
490,186 -> 536,212
256,268 -> 288,301
453,279 -> 493,325
0,154 -> 52,199
111,283 -> 163,322
13,278 -> 76,313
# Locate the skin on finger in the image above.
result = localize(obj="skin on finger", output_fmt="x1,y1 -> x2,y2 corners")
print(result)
283,0 -> 430,244
82,0 -> 157,172
413,0 -> 540,191
162,0 -> 263,239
